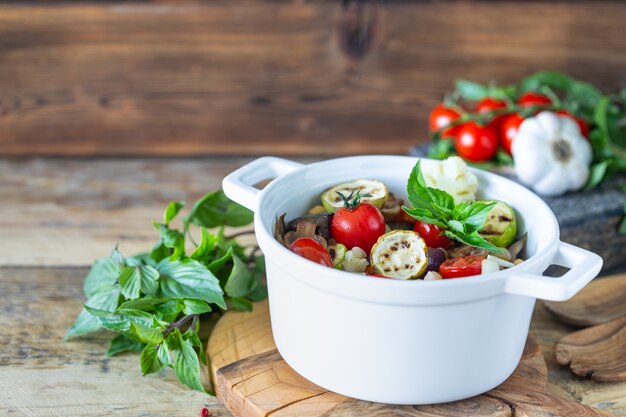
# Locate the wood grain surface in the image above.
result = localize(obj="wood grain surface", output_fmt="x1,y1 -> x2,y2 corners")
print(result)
544,276 -> 626,327
2,157 -> 626,416
207,299 -> 618,417
556,317 -> 626,382
2,2 -> 626,156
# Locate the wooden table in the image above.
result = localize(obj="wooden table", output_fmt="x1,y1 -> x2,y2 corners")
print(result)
1,157 -> 625,416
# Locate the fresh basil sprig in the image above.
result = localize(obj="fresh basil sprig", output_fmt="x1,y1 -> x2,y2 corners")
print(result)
402,160 -> 506,254
65,191 -> 265,393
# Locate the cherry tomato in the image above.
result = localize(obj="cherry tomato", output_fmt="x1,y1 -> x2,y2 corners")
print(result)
439,255 -> 485,279
476,97 -> 508,129
454,122 -> 499,162
331,203 -> 386,253
289,238 -> 333,267
413,220 -> 452,248
556,110 -> 589,137
429,104 -> 462,138
517,92 -> 552,108
500,113 -> 525,155
476,97 -> 507,114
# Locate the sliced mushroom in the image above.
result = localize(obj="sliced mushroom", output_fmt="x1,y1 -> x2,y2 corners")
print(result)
507,233 -> 528,260
287,213 -> 333,239
274,213 -> 288,246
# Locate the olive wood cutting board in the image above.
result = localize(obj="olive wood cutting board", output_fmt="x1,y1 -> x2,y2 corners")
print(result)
207,300 -> 615,417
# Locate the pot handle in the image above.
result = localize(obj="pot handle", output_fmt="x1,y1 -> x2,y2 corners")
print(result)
503,241 -> 603,301
222,157 -> 304,211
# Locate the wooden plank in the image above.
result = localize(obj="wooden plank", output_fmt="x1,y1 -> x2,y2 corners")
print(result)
0,267 -> 231,417
207,298 -> 622,417
0,157 -> 265,266
1,2 -> 626,156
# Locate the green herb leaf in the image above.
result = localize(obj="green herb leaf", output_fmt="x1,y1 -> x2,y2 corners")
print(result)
164,201 -> 185,225
172,331 -> 205,392
182,299 -> 212,315
131,322 -> 164,344
140,344 -> 164,375
586,160 -> 612,190
118,265 -> 160,300
159,225 -> 185,261
157,342 -> 172,367
453,201 -> 496,232
443,230 -> 506,254
404,160 -> 506,254
65,288 -> 120,340
224,254 -> 256,299
190,227 -> 217,261
157,258 -> 226,309
186,190 -> 253,228
83,257 -> 121,298
107,334 -> 145,357
455,79 -> 489,100
230,297 -> 253,312
85,306 -> 155,340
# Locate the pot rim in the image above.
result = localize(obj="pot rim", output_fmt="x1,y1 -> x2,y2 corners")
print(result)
224,155 -> 602,305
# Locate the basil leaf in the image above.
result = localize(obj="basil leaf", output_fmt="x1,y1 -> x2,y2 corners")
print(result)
65,288 -> 120,340
173,333 -> 205,392
110,246 -> 125,269
157,258 -> 226,309
443,230 -> 506,254
184,330 -> 207,366
159,225 -> 185,261
158,342 -> 172,367
140,344 -> 164,375
190,227 -> 217,261
107,334 -> 145,357
150,240 -> 170,264
118,297 -> 168,311
164,201 -> 185,225
224,254 -> 255,299
427,138 -> 455,160
118,265 -> 159,300
186,191 -> 253,228
131,322 -> 164,344
455,79 -> 488,101
230,297 -> 253,312
85,307 -> 154,340
585,161 -> 611,190
448,220 -> 465,235
182,299 -> 212,315
83,257 -> 121,298
454,201 -> 496,231
154,300 -> 183,322
402,207 -> 447,229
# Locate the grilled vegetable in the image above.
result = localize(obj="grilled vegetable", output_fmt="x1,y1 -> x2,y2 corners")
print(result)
370,230 -> 428,280
327,243 -> 347,269
479,201 -> 517,248
321,179 -> 388,213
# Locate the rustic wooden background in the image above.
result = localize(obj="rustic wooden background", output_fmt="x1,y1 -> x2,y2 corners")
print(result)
1,0 -> 626,156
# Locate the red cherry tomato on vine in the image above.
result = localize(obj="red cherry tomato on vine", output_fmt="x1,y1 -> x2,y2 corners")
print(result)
500,113 -> 525,155
413,220 -> 452,248
331,203 -> 386,253
429,104 -> 462,138
476,97 -> 508,129
517,92 -> 552,107
454,122 -> 499,162
556,110 -> 589,137
439,255 -> 485,279
289,238 -> 333,267
476,97 -> 507,114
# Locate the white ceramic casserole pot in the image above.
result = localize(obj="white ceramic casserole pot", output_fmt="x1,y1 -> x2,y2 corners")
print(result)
223,155 -> 602,405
